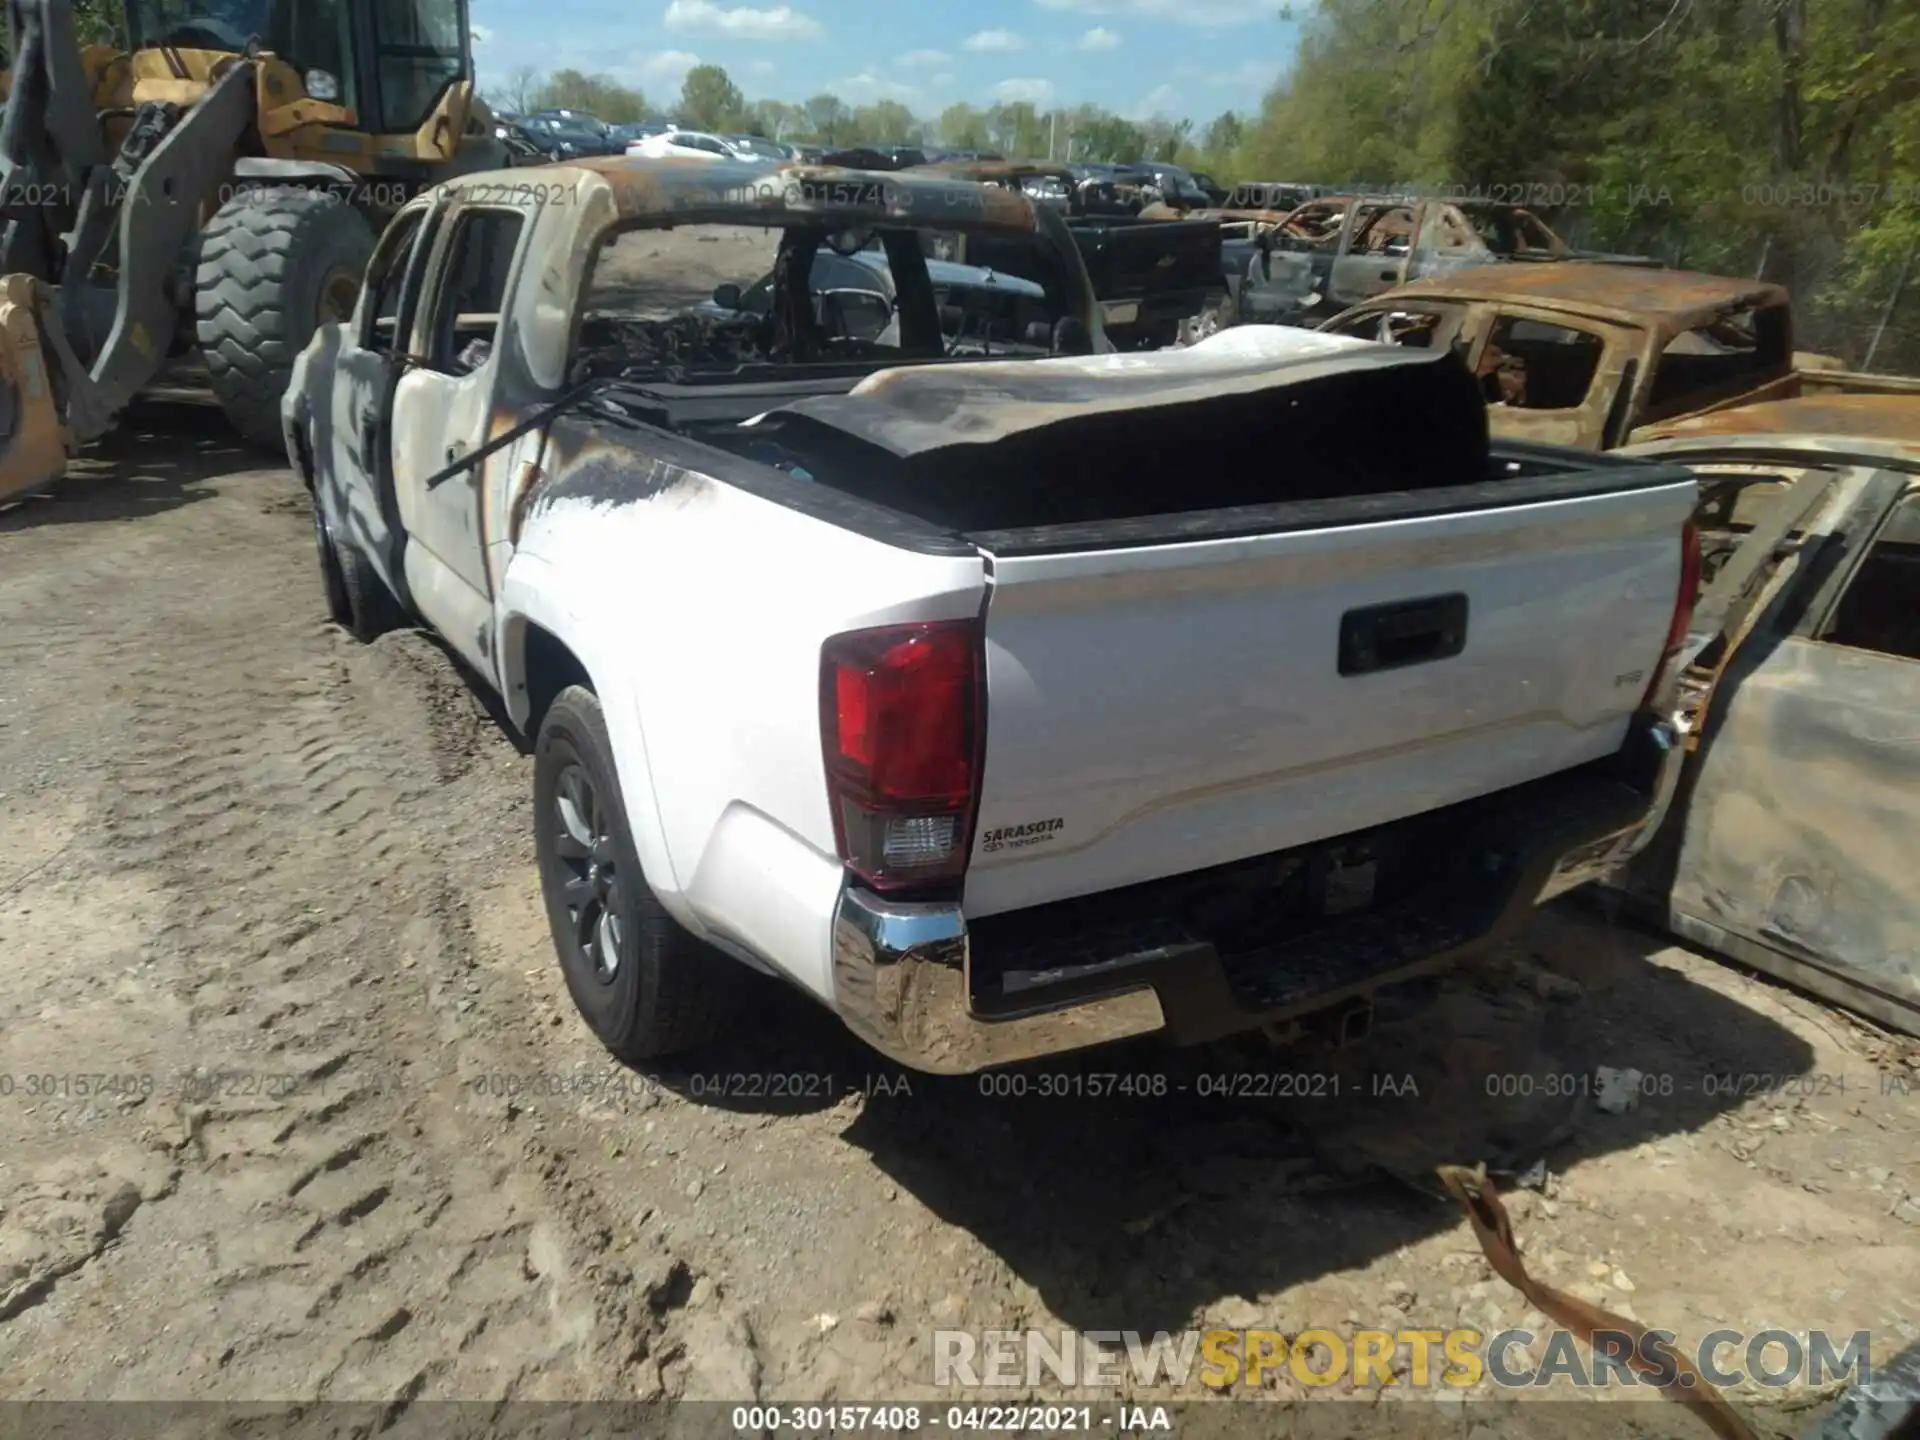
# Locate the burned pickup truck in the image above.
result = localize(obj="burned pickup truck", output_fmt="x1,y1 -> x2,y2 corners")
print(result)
1320,265 -> 1920,450
909,160 -> 1227,349
1228,193 -> 1659,324
286,156 -> 1703,1075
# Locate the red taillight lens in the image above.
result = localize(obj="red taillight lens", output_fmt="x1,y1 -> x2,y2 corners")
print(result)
1642,520 -> 1702,710
821,620 -> 983,892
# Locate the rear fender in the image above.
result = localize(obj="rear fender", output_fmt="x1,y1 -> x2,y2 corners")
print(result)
498,551 -> 687,926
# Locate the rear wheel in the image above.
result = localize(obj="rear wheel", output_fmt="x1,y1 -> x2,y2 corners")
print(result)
534,686 -> 741,1063
333,538 -> 405,643
196,185 -> 376,452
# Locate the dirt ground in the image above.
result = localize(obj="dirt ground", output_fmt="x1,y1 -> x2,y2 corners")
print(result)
2,402 -> 1918,1436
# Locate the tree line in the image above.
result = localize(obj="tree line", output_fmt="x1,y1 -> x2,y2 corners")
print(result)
489,63 -> 1243,170
494,1 -> 1917,368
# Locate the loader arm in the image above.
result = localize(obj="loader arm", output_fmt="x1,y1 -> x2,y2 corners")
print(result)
0,0 -> 106,279
0,0 -> 256,500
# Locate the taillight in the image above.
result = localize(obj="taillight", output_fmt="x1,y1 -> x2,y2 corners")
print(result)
821,620 -> 983,893
1641,520 -> 1702,710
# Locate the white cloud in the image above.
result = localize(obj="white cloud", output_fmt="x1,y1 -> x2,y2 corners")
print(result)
663,0 -> 821,41
991,76 -> 1054,104
1132,82 -> 1180,118
745,58 -> 777,76
832,70 -> 916,101
964,28 -> 1026,52
1034,0 -> 1275,27
931,72 -> 956,89
642,49 -> 701,85
896,48 -> 951,67
1077,25 -> 1120,49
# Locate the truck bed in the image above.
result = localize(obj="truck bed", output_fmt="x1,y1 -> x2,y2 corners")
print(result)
721,328 -> 1698,918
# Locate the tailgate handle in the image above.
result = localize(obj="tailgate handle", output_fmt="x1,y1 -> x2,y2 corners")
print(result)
1339,593 -> 1468,676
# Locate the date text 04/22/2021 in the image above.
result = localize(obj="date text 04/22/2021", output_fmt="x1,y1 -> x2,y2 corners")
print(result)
727,1405 -> 1174,1433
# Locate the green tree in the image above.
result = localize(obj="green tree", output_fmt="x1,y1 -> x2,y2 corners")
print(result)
1075,113 -> 1147,163
679,64 -> 745,132
803,93 -> 847,143
1201,110 -> 1244,163
533,70 -> 648,123
939,103 -> 989,150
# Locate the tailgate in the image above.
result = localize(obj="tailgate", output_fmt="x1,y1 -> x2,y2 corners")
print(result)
964,480 -> 1697,918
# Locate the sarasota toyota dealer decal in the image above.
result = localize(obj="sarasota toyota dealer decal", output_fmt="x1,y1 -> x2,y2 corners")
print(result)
980,818 -> 1064,854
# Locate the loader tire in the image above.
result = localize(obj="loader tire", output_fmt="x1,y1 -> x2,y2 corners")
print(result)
196,186 -> 376,452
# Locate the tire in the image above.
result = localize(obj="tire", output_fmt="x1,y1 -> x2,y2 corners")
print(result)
534,686 -> 741,1063
333,537 -> 404,643
196,186 -> 377,452
311,492 -> 352,627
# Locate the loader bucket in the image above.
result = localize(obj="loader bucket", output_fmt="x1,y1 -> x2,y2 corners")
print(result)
0,273 -> 72,502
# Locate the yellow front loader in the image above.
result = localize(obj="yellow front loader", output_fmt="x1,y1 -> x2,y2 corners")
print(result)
0,0 -> 504,501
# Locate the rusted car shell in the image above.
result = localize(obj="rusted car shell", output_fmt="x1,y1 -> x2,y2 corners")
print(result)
1390,265 -> 1791,346
1632,393 -> 1920,449
1612,429 -> 1920,1038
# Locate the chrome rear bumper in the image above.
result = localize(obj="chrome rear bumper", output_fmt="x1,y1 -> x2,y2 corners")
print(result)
830,887 -> 1166,1075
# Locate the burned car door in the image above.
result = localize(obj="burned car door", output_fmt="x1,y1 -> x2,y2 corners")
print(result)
1462,306 -> 1629,449
327,197 -> 443,599
388,199 -> 534,681
1321,300 -> 1473,360
1623,457 -> 1920,1036
1325,204 -> 1416,310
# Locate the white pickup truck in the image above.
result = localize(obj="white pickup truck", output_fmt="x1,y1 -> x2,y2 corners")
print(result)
284,157 -> 1702,1075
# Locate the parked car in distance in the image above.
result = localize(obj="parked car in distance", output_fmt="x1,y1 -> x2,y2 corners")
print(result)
628,129 -> 738,161
1605,396 -> 1920,1039
1190,170 -> 1230,206
723,133 -> 793,161
517,114 -> 617,160
1318,265 -> 1920,450
608,119 -> 671,148
528,108 -> 616,147
286,154 -> 1704,1075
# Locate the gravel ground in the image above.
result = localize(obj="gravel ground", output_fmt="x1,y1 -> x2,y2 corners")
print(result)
1,398 -> 1917,1436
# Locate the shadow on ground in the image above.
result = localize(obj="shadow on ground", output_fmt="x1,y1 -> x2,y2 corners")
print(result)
649,899 -> 1811,1336
0,394 -> 255,532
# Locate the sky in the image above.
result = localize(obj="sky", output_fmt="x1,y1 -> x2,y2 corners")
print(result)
470,0 -> 1308,126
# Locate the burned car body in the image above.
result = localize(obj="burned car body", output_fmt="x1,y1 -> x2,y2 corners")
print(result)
1607,397 -> 1920,1038
1237,194 -> 1662,324
1319,265 -> 1920,450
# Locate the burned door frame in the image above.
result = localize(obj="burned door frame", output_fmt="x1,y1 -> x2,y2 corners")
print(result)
390,195 -> 536,681
1458,302 -> 1640,449
1324,201 -> 1419,309
1319,297 -> 1473,359
1615,437 -> 1920,1037
327,191 -> 449,609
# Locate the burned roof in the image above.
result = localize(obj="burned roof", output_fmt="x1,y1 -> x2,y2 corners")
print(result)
1390,263 -> 1790,328
1632,394 -> 1920,450
486,154 -> 1043,231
